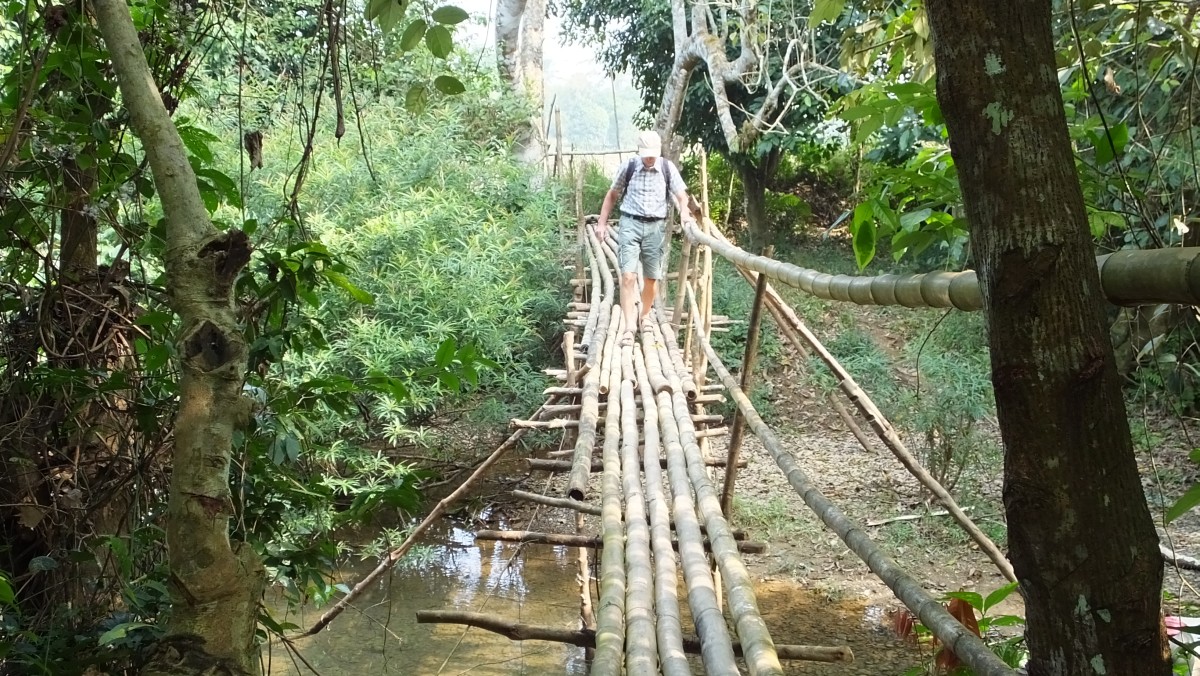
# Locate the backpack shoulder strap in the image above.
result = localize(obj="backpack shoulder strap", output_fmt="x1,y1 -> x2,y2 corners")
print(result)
621,158 -> 637,191
661,157 -> 672,200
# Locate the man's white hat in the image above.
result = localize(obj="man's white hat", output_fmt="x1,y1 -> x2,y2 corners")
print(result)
637,130 -> 662,158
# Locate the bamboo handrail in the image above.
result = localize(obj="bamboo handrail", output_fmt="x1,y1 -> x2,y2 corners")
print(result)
620,344 -> 658,673
633,344 -> 691,676
684,220 -> 1200,309
689,312 -> 1015,676
652,317 -> 783,676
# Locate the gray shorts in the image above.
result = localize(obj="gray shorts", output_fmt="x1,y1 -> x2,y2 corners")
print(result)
617,214 -> 667,280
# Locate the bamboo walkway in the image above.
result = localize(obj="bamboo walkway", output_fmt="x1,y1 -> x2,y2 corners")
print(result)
410,172 -> 1021,675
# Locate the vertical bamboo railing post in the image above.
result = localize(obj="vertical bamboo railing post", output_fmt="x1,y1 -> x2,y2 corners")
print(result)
554,107 -> 563,177
720,246 -> 772,518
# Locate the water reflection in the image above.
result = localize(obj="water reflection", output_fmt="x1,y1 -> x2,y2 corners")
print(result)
262,521 -> 588,675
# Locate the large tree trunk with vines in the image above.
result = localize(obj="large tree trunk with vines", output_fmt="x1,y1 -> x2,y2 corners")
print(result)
926,1 -> 1169,674
91,0 -> 264,672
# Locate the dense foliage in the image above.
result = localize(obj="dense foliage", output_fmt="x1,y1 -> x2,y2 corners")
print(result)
0,0 -> 567,670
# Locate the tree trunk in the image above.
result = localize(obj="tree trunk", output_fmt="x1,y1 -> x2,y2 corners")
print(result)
60,157 -> 98,283
925,2 -> 1169,675
495,0 -> 543,164
733,151 -> 779,250
91,0 -> 264,673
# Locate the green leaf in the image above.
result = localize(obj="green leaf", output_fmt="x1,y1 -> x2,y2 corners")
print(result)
945,590 -> 984,611
98,622 -> 150,646
425,25 -> 453,58
808,0 -> 845,27
1090,122 -> 1129,165
323,270 -> 375,305
850,202 -> 877,270
435,338 -> 456,368
433,74 -> 466,95
983,582 -> 1020,613
899,208 -> 933,230
1166,482 -> 1200,523
367,0 -> 407,33
400,19 -> 427,51
0,576 -> 14,605
431,5 -> 469,24
405,84 -> 429,114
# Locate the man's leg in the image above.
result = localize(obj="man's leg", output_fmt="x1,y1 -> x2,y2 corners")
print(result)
620,271 -> 639,336
639,278 -> 657,325
616,216 -> 643,345
639,219 -> 668,331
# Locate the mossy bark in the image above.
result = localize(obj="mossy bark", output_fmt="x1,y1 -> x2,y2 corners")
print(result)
91,0 -> 263,672
926,1 -> 1169,673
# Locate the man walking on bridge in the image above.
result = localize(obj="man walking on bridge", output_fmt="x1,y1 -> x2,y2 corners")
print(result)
595,130 -> 695,346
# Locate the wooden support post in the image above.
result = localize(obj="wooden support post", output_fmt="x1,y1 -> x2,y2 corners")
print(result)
563,331 -> 577,388
722,246 -> 772,518
554,106 -> 563,177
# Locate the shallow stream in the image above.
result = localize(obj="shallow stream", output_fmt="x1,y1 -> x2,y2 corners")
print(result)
262,517 -> 922,675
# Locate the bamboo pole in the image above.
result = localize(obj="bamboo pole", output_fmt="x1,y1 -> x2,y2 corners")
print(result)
414,611 -> 854,662
689,318 -> 1015,676
583,230 -> 609,367
619,343 -> 658,674
682,221 -> 1200,309
652,316 -> 782,676
564,333 -> 576,386
672,231 -> 695,333
633,344 -> 691,676
721,249 -> 771,518
653,325 -> 740,675
567,227 -> 615,501
830,393 -> 877,455
554,106 -> 563,177
710,228 -> 1015,583
512,490 -> 601,516
592,343 -> 626,675
528,457 -> 745,473
577,512 -> 596,660
301,396 -> 562,636
598,306 -> 621,396
659,320 -> 698,400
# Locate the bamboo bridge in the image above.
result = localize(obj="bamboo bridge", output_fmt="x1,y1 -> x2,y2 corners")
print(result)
304,166 -> 1200,674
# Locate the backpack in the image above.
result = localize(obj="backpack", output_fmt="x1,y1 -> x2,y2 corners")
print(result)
620,157 -> 674,209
